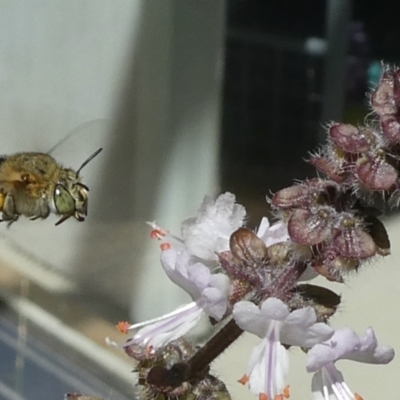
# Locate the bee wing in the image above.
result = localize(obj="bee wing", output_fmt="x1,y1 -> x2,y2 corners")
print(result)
49,119 -> 110,169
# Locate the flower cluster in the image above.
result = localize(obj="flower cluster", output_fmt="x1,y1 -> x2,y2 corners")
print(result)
105,65 -> 399,400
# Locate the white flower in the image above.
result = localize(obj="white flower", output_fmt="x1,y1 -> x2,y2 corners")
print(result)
121,302 -> 203,353
181,192 -> 246,260
122,194 -> 244,355
306,327 -> 395,400
161,247 -> 230,320
113,246 -> 231,355
233,298 -> 333,399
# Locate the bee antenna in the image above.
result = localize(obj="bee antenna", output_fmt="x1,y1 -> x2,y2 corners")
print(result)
76,148 -> 103,175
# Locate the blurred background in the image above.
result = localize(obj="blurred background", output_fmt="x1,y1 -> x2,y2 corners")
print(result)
0,0 -> 400,399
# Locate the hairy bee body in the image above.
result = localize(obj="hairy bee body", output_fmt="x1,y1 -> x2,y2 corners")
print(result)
0,151 -> 97,225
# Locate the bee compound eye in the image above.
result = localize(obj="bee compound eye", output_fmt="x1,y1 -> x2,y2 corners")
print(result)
54,184 -> 75,215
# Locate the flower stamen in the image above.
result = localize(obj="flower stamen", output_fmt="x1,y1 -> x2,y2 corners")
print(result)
150,227 -> 166,240
283,385 -> 290,398
160,242 -> 171,251
116,321 -> 130,334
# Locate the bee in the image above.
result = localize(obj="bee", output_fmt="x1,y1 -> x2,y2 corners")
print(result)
0,148 -> 102,225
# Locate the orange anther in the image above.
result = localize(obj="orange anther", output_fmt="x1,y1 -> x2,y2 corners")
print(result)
238,374 -> 249,385
283,385 -> 290,398
150,228 -> 165,240
274,395 -> 283,400
259,394 -> 268,400
355,394 -> 364,400
116,321 -> 130,334
160,242 -> 171,251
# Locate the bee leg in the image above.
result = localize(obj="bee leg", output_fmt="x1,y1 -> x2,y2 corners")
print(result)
37,199 -> 51,219
1,194 -> 19,225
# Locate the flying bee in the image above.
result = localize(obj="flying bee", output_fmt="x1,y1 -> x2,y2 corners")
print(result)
0,148 -> 102,226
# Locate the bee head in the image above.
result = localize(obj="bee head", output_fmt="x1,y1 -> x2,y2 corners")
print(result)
54,148 -> 102,225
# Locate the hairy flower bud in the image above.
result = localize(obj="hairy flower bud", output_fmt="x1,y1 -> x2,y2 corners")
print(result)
364,215 -> 390,255
290,284 -> 341,322
288,208 -> 333,246
312,242 -> 360,283
135,339 -> 232,400
381,113 -> 400,143
309,154 -> 345,183
329,123 -> 374,154
355,151 -> 397,191
370,67 -> 396,115
333,223 -> 376,259
229,227 -> 268,266
271,184 -> 310,209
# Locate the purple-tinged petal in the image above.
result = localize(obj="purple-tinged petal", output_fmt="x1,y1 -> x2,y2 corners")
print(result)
233,298 -> 290,338
160,249 -> 200,298
311,366 -> 356,400
201,287 -> 228,320
281,307 -> 333,347
186,263 -> 211,292
160,247 -> 179,275
259,297 -> 290,321
246,337 -> 289,398
256,217 -> 270,238
261,220 -> 290,247
306,328 -> 361,372
209,273 -> 230,295
233,301 -> 271,338
124,302 -> 203,352
344,327 -> 395,364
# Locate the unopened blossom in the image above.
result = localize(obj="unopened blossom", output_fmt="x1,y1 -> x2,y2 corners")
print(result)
306,327 -> 395,400
233,298 -> 333,399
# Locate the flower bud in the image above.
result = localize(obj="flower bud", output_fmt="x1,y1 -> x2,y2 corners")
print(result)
364,215 -> 390,256
271,184 -> 310,209
355,151 -> 397,191
370,68 -> 396,115
333,223 -> 376,259
329,123 -> 374,154
229,228 -> 268,266
309,154 -> 344,183
288,208 -> 332,246
381,113 -> 400,143
135,338 -> 232,399
291,284 -> 341,322
313,254 -> 359,282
